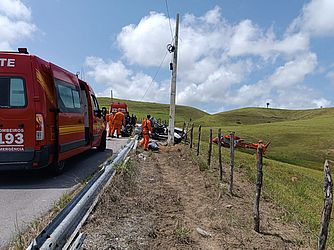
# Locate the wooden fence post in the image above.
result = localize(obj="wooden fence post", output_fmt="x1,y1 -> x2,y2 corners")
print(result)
229,132 -> 235,195
190,123 -> 194,149
184,122 -> 189,143
218,129 -> 223,181
208,128 -> 212,167
197,125 -> 201,156
253,145 -> 263,233
318,160 -> 333,250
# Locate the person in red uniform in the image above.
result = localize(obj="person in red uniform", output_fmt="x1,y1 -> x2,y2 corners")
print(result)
111,108 -> 125,138
141,114 -> 152,151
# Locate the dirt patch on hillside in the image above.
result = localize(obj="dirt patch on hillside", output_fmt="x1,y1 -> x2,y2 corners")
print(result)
82,144 -> 313,249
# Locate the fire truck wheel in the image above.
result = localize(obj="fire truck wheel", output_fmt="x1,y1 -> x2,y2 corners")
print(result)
49,160 -> 65,175
97,131 -> 107,151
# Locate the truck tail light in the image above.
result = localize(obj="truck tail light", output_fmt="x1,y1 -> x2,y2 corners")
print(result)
35,114 -> 45,141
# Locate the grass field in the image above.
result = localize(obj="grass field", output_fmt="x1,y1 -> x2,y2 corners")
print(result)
209,118 -> 334,170
97,97 -> 334,246
98,97 -> 334,169
97,97 -> 208,124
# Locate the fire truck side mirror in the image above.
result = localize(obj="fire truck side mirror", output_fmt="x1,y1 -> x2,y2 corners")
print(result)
94,109 -> 102,118
101,107 -> 107,116
101,107 -> 107,120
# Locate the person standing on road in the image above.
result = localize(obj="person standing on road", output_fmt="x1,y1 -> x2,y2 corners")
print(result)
111,108 -> 125,138
107,111 -> 114,137
140,114 -> 152,151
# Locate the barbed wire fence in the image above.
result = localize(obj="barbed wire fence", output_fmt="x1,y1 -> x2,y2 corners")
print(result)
180,122 -> 332,249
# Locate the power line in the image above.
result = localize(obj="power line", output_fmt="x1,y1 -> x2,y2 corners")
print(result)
165,0 -> 174,42
140,51 -> 168,101
140,0 -> 174,101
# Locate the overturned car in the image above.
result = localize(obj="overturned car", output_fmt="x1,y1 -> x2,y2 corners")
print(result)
135,118 -> 184,144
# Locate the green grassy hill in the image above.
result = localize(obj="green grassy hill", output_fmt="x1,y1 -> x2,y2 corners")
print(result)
98,97 -> 333,168
97,98 -> 334,246
196,107 -> 334,126
191,107 -> 334,246
97,97 -> 208,124
195,108 -> 334,170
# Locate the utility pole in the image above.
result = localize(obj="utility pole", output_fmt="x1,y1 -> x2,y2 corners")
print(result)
110,90 -> 113,113
167,13 -> 179,146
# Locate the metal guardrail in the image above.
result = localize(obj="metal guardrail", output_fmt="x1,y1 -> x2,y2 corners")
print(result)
27,136 -> 137,250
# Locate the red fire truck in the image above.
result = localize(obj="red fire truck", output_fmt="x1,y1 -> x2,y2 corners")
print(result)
0,48 -> 106,173
110,102 -> 129,116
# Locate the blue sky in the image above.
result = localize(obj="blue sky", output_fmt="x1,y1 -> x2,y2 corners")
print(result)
1,0 -> 334,113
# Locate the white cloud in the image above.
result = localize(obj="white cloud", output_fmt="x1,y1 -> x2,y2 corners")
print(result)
289,0 -> 334,36
223,81 -> 271,108
275,87 -> 331,109
269,53 -> 317,88
327,71 -> 334,86
0,0 -> 31,20
177,59 -> 253,105
86,56 -> 169,103
88,6 -> 330,112
228,20 -> 309,58
117,12 -> 171,66
0,0 -> 36,50
201,5 -> 221,24
214,53 -> 321,109
312,98 -> 331,108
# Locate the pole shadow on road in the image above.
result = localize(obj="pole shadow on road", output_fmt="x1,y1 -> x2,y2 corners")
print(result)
0,149 -> 113,190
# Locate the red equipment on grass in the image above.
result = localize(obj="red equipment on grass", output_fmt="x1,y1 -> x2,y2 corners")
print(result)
213,134 -> 271,155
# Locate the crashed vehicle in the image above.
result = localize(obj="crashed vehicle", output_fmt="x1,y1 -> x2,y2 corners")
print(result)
135,118 -> 183,144
121,124 -> 133,137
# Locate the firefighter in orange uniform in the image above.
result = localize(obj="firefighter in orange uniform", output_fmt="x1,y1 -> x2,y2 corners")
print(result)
107,111 -> 114,137
111,108 -> 125,138
140,114 -> 152,151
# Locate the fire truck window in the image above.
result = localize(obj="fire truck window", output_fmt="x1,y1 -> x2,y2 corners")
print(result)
10,79 -> 26,106
58,84 -> 74,109
90,95 -> 99,111
72,90 -> 81,109
55,79 -> 82,113
0,77 -> 26,108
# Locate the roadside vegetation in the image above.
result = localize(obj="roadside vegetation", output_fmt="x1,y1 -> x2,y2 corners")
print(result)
97,97 -> 334,246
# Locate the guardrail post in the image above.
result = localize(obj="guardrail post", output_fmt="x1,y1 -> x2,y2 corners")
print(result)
318,160 -> 333,250
254,144 -> 263,233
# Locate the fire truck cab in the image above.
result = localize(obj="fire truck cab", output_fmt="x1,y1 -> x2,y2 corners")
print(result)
0,49 -> 106,173
110,102 -> 128,116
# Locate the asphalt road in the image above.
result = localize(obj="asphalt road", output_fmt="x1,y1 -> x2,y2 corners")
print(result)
0,137 -> 129,248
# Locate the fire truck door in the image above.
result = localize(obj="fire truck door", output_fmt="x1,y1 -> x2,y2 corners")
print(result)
81,90 -> 90,144
54,78 -> 85,155
90,94 -> 104,145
